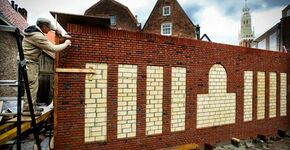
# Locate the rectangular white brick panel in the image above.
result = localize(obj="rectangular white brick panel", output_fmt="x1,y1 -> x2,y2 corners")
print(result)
280,73 -> 287,116
117,65 -> 137,139
146,66 -> 163,135
85,63 -> 107,142
197,64 -> 236,128
269,72 -> 277,118
257,72 -> 265,120
244,71 -> 253,121
171,67 -> 186,132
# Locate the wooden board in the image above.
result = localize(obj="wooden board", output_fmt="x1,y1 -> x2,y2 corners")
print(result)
56,68 -> 95,73
159,144 -> 199,150
7,106 -> 52,122
0,108 -> 52,144
0,123 -> 15,135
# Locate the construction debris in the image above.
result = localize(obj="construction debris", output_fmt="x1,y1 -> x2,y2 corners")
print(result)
213,132 -> 290,150
231,137 -> 241,147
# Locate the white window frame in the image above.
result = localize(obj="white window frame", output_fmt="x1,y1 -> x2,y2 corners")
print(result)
161,23 -> 172,36
163,6 -> 171,16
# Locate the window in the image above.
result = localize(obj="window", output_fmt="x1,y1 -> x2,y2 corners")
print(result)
258,39 -> 266,50
163,6 -> 171,16
161,23 -> 172,36
269,32 -> 277,51
287,10 -> 290,17
110,16 -> 116,26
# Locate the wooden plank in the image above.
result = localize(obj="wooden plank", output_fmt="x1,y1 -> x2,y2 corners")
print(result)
0,97 -> 17,101
159,143 -> 199,150
6,106 -> 52,122
0,109 -> 52,145
0,123 -> 15,135
0,113 -> 17,116
55,68 -> 95,73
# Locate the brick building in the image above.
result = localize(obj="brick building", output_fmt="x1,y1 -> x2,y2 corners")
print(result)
254,4 -> 290,52
143,0 -> 197,39
84,0 -> 140,32
52,12 -> 290,149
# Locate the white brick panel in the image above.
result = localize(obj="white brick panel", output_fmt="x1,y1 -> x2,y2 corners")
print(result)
171,67 -> 186,132
146,66 -> 163,135
85,63 -> 107,142
280,73 -> 287,116
269,72 -> 277,118
197,64 -> 236,128
244,71 -> 253,122
117,65 -> 137,139
257,72 -> 265,120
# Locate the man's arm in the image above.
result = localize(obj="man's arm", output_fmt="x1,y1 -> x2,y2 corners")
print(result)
31,33 -> 71,52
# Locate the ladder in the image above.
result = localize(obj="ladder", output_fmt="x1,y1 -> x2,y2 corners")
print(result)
0,25 -> 41,150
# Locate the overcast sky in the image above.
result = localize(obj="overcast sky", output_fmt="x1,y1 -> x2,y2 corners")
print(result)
13,0 -> 290,45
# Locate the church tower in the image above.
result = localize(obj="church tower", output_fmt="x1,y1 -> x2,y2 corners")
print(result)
239,0 -> 254,47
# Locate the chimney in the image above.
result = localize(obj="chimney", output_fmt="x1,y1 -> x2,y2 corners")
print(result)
11,0 -> 15,8
19,8 -> 28,21
196,24 -> 200,40
14,4 -> 18,11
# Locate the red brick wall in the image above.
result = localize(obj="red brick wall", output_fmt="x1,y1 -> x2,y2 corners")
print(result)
55,23 -> 290,150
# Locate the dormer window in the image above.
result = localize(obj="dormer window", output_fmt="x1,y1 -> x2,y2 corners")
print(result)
163,6 -> 171,16
110,15 -> 116,26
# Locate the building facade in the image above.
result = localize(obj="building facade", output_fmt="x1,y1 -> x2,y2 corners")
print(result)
239,0 -> 254,48
84,0 -> 140,32
143,0 -> 196,39
254,5 -> 290,52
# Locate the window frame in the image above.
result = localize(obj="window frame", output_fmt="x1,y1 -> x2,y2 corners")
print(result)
163,6 -> 171,16
269,32 -> 278,51
110,15 -> 116,26
287,9 -> 290,17
161,23 -> 172,36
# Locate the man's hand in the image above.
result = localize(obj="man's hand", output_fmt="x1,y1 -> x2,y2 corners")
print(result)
55,27 -> 62,36
65,40 -> 71,46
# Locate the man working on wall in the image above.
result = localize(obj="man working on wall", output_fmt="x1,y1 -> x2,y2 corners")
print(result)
22,18 -> 71,116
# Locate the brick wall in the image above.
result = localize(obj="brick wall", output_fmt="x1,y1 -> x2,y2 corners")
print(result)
55,24 -> 290,150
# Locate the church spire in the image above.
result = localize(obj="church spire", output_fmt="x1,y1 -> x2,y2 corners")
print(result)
243,0 -> 250,12
239,0 -> 254,48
